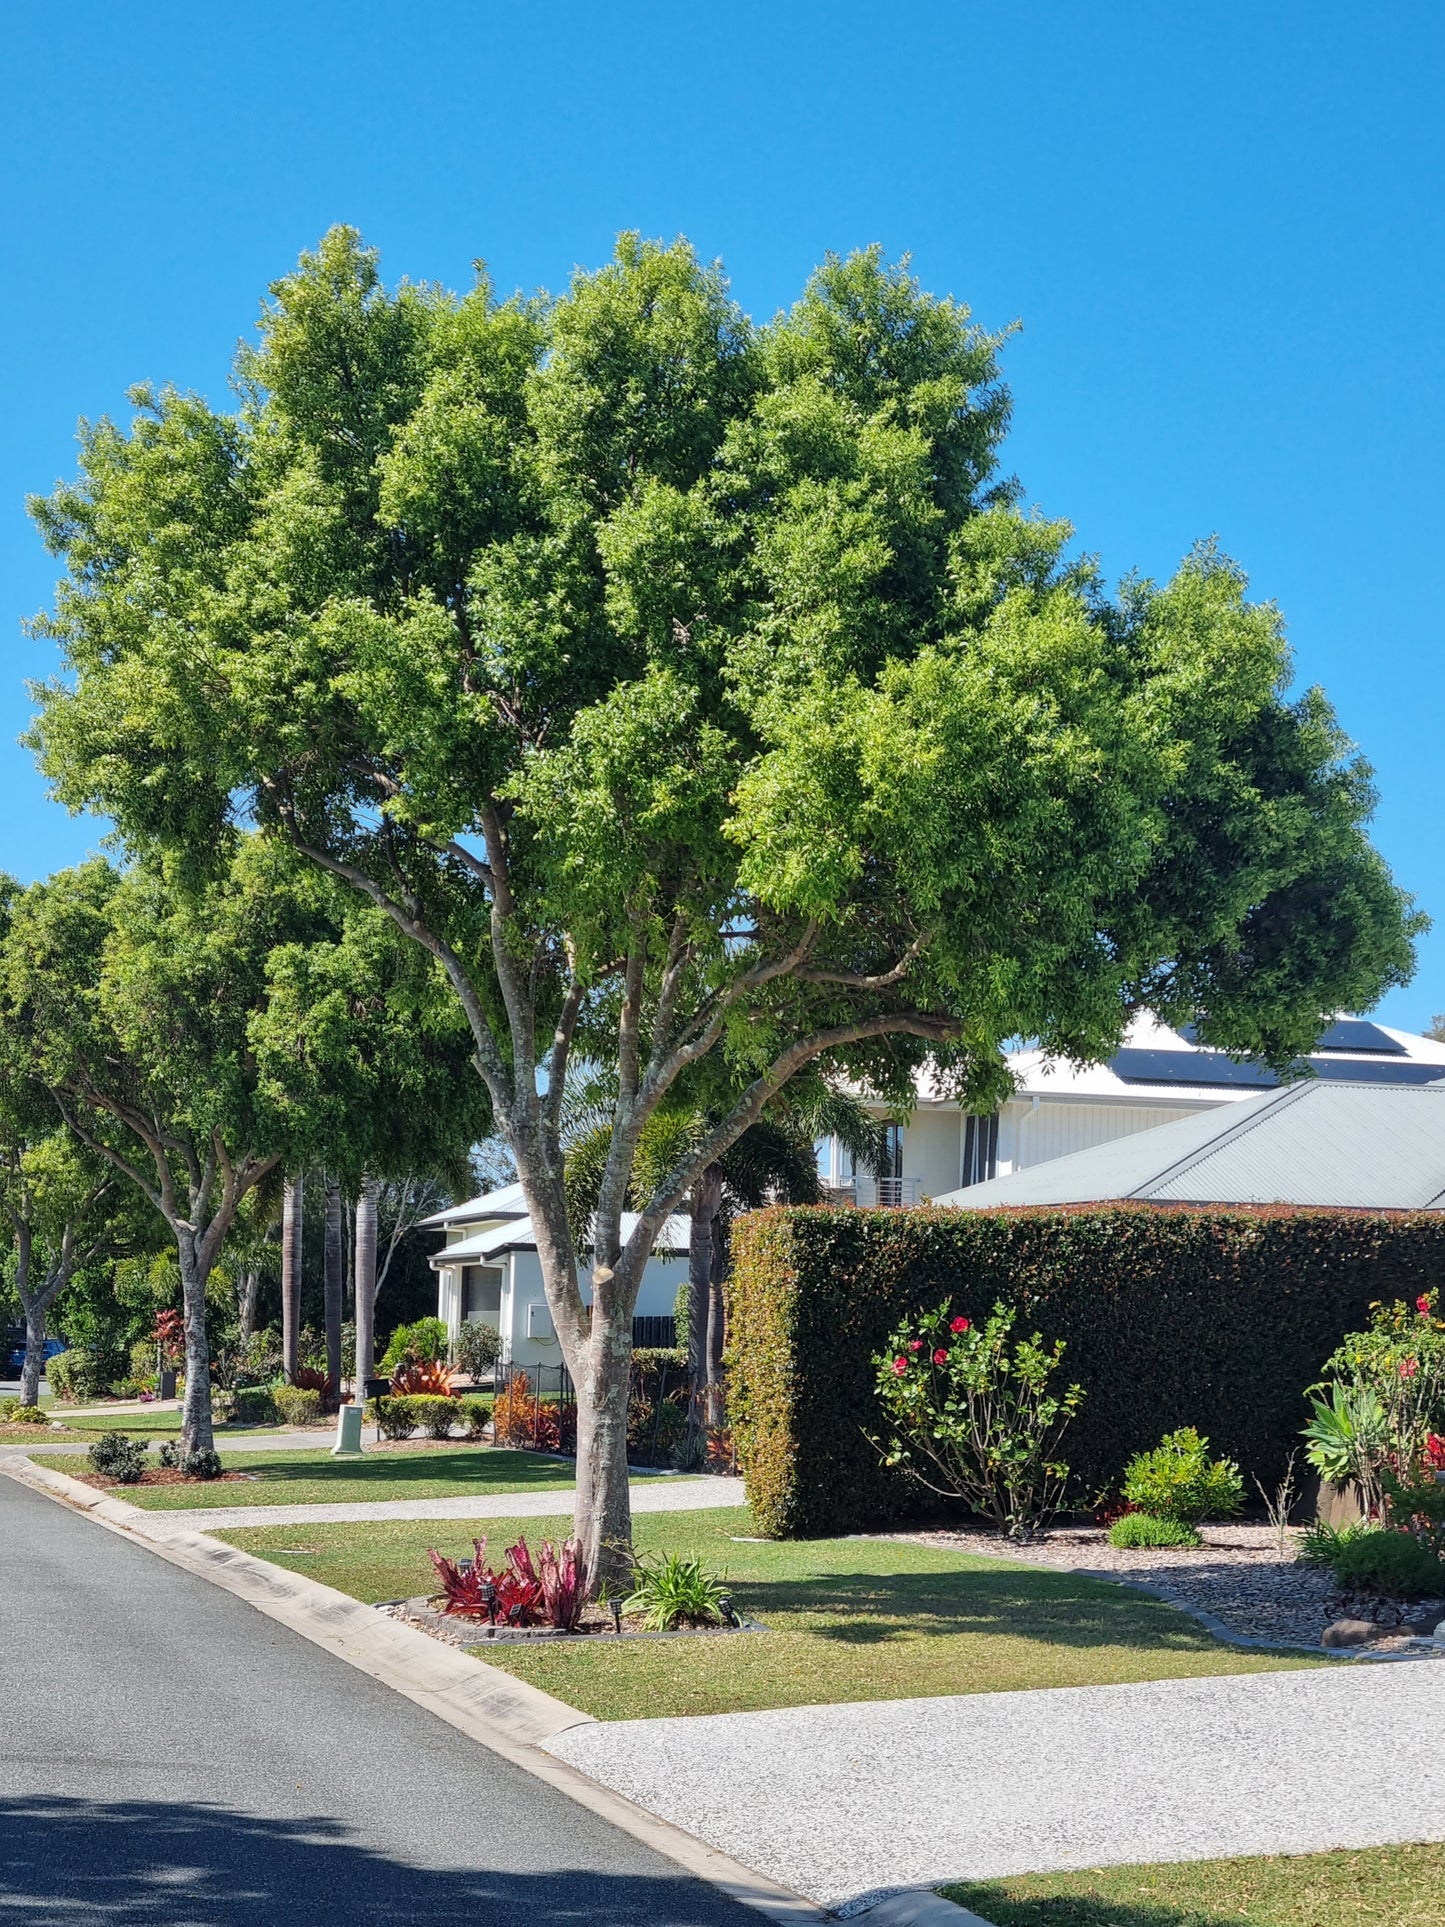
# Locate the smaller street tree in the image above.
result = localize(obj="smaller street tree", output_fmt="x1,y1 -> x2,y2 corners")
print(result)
1,848 -> 340,1457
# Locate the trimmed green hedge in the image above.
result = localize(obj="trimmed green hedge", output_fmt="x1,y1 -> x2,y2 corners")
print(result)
728,1204 -> 1445,1537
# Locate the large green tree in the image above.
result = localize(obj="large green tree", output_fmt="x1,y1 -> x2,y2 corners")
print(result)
27,229 -> 1421,1568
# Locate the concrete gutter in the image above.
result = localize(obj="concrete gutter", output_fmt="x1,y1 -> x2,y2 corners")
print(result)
1,1452 -> 829,1923
854,1897 -> 995,1927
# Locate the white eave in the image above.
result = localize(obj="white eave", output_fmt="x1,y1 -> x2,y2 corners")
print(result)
430,1210 -> 692,1270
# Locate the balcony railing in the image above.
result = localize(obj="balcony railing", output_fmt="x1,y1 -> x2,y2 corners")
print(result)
823,1175 -> 922,1209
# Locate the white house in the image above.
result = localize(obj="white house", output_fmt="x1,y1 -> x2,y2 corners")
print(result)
817,1014 -> 1445,1206
426,1182 -> 690,1370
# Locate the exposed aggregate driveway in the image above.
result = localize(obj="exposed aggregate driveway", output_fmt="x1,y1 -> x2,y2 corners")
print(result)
0,1476 -> 757,1927
547,1661 -> 1445,1913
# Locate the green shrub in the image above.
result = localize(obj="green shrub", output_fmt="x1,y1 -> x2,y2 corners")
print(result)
87,1431 -> 148,1483
1298,1517 -> 1369,1567
623,1550 -> 728,1629
407,1394 -> 458,1440
0,1399 -> 48,1426
452,1321 -> 502,1378
728,1205 -> 1444,1537
1329,1528 -> 1445,1600
1121,1428 -> 1244,1524
273,1385 -> 324,1427
1108,1512 -> 1204,1550
231,1386 -> 279,1427
874,1300 -> 1084,1536
128,1338 -> 159,1384
369,1395 -> 416,1441
380,1317 -> 449,1375
47,1349 -> 112,1404
181,1446 -> 224,1481
455,1395 -> 491,1440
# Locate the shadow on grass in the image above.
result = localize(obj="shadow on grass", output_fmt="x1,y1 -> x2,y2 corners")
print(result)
236,1447 -> 570,1489
736,1566 -> 1224,1652
0,1795 -> 749,1926
944,1891 -> 1240,1926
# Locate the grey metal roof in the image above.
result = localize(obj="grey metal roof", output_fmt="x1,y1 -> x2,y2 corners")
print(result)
935,1080 -> 1445,1212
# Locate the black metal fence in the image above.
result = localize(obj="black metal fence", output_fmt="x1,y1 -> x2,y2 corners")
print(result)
631,1315 -> 677,1349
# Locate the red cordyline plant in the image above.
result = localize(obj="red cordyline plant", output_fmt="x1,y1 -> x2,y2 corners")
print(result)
873,1299 -> 1085,1538
153,1309 -> 184,1366
523,1535 -> 591,1631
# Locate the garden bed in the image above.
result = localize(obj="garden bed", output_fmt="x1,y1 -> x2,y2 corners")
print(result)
894,1522 -> 1445,1654
67,1467 -> 260,1488
377,1594 -> 762,1646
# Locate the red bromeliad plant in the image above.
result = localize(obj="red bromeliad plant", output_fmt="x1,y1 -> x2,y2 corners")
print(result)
393,1359 -> 455,1397
534,1536 -> 589,1630
428,1536 -> 545,1623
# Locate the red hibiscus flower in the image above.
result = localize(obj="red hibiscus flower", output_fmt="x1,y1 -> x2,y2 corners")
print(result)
1400,1357 -> 1419,1379
950,1316 -> 970,1334
891,1356 -> 909,1376
1417,1295 -> 1433,1316
933,1348 -> 948,1365
909,1338 -> 924,1352
1425,1434 -> 1445,1469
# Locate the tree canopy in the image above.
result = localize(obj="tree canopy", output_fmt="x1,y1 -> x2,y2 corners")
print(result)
25,227 -> 1422,1559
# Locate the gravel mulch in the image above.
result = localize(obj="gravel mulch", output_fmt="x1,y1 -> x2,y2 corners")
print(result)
889,1522 -> 1445,1654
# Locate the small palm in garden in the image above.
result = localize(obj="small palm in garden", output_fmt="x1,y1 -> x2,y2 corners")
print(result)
873,1300 -> 1084,1537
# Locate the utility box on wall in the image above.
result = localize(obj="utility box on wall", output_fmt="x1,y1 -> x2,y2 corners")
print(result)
526,1301 -> 556,1343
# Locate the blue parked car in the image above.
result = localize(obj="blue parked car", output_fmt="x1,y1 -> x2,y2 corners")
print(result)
3,1331 -> 66,1377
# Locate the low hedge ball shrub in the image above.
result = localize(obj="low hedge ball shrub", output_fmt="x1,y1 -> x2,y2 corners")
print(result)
408,1393 -> 459,1440
273,1385 -> 324,1427
1120,1428 -> 1244,1525
87,1431 -> 148,1484
1107,1512 -> 1204,1550
1329,1527 -> 1445,1600
369,1395 -> 416,1441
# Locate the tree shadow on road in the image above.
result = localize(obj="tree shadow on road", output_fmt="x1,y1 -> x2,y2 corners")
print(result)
0,1794 -> 753,1926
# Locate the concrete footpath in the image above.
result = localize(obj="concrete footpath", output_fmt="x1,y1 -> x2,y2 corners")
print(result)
139,1475 -> 747,1533
547,1662 -> 1445,1914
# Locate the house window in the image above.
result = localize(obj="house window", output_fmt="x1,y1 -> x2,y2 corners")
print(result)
883,1122 -> 904,1179
960,1113 -> 999,1188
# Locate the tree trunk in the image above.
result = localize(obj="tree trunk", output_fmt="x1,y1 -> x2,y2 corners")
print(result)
178,1239 -> 214,1458
353,1176 -> 378,1398
705,1222 -> 727,1430
323,1176 -> 343,1393
687,1167 -> 723,1429
237,1265 -> 259,1343
281,1173 -> 303,1381
20,1298 -> 47,1407
573,1313 -> 635,1588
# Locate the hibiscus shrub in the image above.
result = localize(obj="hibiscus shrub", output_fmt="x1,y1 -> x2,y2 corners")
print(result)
874,1302 -> 1084,1535
728,1204 -> 1445,1537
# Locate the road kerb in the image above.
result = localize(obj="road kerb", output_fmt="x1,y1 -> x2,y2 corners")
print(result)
1,1452 -> 825,1924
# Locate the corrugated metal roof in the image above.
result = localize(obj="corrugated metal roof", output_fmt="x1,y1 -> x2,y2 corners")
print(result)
935,1081 -> 1445,1211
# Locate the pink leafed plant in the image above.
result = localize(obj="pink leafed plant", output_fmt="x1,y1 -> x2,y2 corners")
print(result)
536,1536 -> 590,1630
427,1536 -> 543,1623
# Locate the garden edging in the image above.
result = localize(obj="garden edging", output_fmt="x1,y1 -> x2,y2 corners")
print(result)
0,1452 -> 825,1925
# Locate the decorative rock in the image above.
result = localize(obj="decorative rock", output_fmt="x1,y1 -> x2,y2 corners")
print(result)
1321,1617 -> 1386,1649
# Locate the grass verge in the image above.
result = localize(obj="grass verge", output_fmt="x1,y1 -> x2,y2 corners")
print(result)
217,1504 -> 1316,1719
941,1841 -> 1445,1924
29,1444 -> 576,1508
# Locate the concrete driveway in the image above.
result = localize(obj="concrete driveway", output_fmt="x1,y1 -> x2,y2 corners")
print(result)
0,1476 -> 758,1926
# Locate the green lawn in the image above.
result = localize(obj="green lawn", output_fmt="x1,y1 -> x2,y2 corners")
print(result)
32,1444 -> 576,1508
942,1842 -> 1445,1924
218,1504 -> 1316,1719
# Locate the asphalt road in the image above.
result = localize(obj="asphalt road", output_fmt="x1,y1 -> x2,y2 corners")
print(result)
0,1476 -> 759,1926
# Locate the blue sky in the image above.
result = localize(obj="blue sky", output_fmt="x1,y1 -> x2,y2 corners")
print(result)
4,2 -> 1442,1026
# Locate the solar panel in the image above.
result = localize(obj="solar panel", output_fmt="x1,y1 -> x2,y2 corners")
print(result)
1111,1047 -> 1444,1090
1313,1019 -> 1406,1056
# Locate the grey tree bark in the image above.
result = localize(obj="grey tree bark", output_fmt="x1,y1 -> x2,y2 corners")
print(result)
177,1232 -> 215,1458
686,1167 -> 723,1430
353,1176 -> 378,1399
323,1176 -> 343,1393
237,1265 -> 260,1343
280,1174 -> 303,1381
705,1220 -> 727,1430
